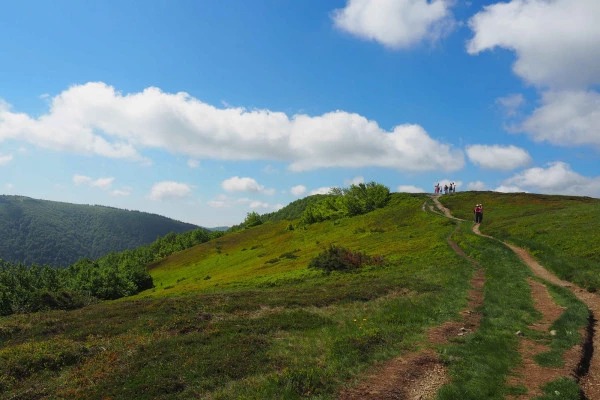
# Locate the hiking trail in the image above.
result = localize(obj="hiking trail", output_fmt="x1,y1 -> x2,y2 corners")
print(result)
433,195 -> 599,400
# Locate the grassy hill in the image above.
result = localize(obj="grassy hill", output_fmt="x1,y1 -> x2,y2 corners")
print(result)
0,195 -> 199,267
0,192 -> 597,399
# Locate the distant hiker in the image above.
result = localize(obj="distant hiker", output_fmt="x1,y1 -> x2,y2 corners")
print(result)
451,182 -> 455,193
444,184 -> 448,194
434,183 -> 440,194
474,204 -> 483,223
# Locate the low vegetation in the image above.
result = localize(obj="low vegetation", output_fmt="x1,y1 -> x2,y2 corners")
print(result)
440,192 -> 600,291
0,228 -> 222,316
0,190 -> 595,398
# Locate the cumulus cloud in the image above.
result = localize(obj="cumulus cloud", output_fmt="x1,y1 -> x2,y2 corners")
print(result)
310,187 -> 332,195
90,177 -> 114,190
111,187 -> 131,197
502,161 -> 600,197
494,185 -> 525,193
249,201 -> 284,211
221,176 -> 275,195
468,0 -> 600,90
344,176 -> 365,186
148,181 -> 192,200
467,181 -> 486,191
521,90 -> 600,147
0,153 -> 14,165
396,185 -> 425,193
496,94 -> 525,117
73,174 -> 92,185
73,174 -> 114,190
466,144 -> 531,170
290,185 -> 307,196
0,83 -> 464,172
332,0 -> 455,49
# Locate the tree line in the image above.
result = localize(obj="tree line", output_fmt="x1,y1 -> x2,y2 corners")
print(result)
0,228 -> 223,316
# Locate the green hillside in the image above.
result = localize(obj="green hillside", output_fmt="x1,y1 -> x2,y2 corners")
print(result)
0,195 -> 199,267
0,192 -> 596,399
439,191 -> 600,292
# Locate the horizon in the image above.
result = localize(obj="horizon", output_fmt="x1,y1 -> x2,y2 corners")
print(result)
2,0 -> 599,227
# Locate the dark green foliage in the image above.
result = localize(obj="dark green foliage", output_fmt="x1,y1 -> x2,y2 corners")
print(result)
0,227 -> 222,315
244,211 -> 263,228
0,195 -> 199,267
300,182 -> 391,224
308,245 -> 384,274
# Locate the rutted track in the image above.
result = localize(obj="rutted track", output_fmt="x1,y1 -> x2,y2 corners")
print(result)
432,195 -> 599,399
338,204 -> 486,400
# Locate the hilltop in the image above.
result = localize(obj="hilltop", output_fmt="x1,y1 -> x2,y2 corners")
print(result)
0,195 -> 199,267
0,191 -> 599,399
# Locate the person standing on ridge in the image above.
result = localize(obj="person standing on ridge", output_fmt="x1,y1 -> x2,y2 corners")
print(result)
474,204 -> 483,224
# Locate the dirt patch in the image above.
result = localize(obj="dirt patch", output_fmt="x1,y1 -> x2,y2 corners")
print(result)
338,350 -> 449,400
504,243 -> 600,400
507,279 -> 580,399
527,278 -> 565,332
338,219 -> 487,399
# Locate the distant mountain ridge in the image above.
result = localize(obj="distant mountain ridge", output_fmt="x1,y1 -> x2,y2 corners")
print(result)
0,195 -> 199,267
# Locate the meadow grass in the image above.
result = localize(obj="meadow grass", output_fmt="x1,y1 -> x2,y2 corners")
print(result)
0,192 -> 592,399
436,222 -> 540,399
0,194 -> 478,399
440,192 -> 600,292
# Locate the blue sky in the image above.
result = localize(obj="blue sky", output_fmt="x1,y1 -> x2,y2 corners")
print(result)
1,0 -> 599,227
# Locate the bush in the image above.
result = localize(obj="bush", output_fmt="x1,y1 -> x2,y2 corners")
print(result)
308,245 -> 384,274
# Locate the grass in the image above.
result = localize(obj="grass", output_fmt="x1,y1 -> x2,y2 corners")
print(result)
0,191 -> 594,399
436,222 -> 540,399
0,193 -> 478,399
440,192 -> 600,291
533,282 -> 589,368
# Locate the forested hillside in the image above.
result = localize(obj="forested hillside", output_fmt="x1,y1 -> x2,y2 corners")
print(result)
0,195 -> 198,267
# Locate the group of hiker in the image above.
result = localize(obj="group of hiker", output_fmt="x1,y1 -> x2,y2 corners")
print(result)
434,182 -> 456,195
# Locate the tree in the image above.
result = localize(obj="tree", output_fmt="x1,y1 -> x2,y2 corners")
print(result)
244,212 -> 263,228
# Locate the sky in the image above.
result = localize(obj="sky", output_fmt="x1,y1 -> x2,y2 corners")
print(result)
1,0 -> 599,227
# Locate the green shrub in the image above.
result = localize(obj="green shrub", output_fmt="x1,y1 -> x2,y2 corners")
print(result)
308,245 -> 384,274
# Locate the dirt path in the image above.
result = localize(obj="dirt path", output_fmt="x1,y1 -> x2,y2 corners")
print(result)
339,209 -> 486,400
508,278 -> 582,399
433,196 -> 599,399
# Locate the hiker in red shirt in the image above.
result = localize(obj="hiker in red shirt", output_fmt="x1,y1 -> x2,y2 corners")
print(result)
474,204 -> 483,223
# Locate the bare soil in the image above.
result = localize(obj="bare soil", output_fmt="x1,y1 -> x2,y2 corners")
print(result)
434,195 -> 599,399
338,206 -> 486,399
507,279 -> 581,399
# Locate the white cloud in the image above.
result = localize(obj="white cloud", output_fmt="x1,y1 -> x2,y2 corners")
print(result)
221,176 -> 275,195
503,161 -> 600,197
111,188 -> 131,197
187,159 -> 200,168
467,0 -> 600,89
0,82 -> 464,173
396,185 -> 425,193
73,174 -> 92,185
90,177 -> 114,190
344,176 -> 365,186
467,181 -> 486,191
148,181 -> 192,201
466,144 -> 531,171
310,187 -> 332,195
332,0 -> 455,49
496,94 -> 525,117
5,183 -> 14,191
0,153 -> 13,165
494,185 -> 525,193
521,90 -> 600,147
290,185 -> 307,196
